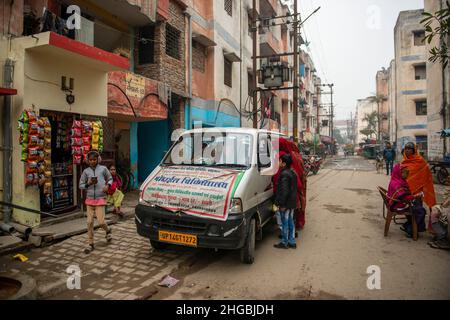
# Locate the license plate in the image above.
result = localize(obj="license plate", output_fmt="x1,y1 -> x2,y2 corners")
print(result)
158,230 -> 198,247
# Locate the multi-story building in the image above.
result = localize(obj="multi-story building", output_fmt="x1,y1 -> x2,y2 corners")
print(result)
375,68 -> 390,142
393,9 -> 428,158
425,0 -> 449,161
387,59 -> 397,144
356,98 -> 377,144
0,0 -> 172,227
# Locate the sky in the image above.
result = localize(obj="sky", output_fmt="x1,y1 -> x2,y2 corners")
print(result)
296,0 -> 424,120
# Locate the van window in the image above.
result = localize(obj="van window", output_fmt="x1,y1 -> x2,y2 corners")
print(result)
258,133 -> 272,168
163,132 -> 253,168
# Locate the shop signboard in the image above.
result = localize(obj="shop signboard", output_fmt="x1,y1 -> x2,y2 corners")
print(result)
125,73 -> 145,99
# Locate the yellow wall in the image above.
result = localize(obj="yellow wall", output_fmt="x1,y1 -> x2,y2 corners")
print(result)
1,33 -> 111,227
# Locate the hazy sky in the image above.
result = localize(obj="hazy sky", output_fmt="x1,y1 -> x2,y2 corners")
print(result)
297,0 -> 424,120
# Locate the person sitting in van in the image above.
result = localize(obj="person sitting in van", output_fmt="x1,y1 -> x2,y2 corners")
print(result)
274,154 -> 298,249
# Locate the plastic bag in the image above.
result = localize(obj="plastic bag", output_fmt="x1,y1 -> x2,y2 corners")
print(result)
82,136 -> 91,145
71,128 -> 82,138
71,138 -> 82,146
28,121 -> 39,134
72,146 -> 82,155
72,120 -> 82,128
28,147 -> 40,160
29,135 -> 40,146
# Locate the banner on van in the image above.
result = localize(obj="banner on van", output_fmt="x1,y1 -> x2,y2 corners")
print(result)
141,166 -> 239,221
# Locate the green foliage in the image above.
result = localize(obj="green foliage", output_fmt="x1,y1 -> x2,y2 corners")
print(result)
421,1 -> 450,68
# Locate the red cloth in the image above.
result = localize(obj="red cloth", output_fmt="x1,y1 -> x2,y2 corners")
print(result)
108,175 -> 122,195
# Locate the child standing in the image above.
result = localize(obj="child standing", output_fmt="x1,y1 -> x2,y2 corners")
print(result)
79,150 -> 113,254
107,165 -> 125,217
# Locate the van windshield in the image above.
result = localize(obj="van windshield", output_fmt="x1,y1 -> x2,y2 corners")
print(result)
163,132 -> 253,168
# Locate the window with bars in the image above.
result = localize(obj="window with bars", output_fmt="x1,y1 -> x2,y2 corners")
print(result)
224,58 -> 232,87
192,41 -> 206,72
138,25 -> 155,64
413,30 -> 425,46
224,0 -> 232,16
414,64 -> 426,80
415,100 -> 427,116
166,25 -> 181,60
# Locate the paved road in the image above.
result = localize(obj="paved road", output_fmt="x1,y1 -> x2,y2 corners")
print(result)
2,156 -> 449,300
153,156 -> 450,300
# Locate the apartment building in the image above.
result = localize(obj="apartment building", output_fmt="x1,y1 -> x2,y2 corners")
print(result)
393,9 -> 428,158
425,0 -> 449,161
356,98 -> 377,144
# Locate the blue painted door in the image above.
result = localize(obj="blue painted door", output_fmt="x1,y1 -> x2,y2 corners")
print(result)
138,120 -> 170,183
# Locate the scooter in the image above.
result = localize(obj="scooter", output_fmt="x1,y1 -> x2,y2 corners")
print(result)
308,155 -> 322,175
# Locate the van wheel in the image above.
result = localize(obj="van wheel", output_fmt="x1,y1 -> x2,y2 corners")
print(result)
150,239 -> 168,250
240,219 -> 255,264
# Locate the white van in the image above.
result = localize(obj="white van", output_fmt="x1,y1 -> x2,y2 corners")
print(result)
135,128 -> 283,264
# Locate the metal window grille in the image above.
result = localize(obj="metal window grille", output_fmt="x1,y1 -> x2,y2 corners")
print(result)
224,0 -> 232,16
414,65 -> 426,80
192,41 -> 206,72
224,58 -> 232,87
415,100 -> 427,116
166,25 -> 181,60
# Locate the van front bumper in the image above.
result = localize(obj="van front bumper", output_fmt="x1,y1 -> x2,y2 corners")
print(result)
135,204 -> 252,250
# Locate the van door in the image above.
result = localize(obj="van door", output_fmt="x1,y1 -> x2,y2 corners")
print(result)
255,133 -> 275,224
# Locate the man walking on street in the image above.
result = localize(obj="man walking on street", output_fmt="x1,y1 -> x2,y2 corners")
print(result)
274,154 -> 298,249
383,142 -> 396,176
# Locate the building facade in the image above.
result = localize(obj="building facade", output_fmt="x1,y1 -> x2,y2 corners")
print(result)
393,9 -> 428,158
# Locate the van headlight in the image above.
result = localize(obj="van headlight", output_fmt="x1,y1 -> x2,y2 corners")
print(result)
229,198 -> 243,214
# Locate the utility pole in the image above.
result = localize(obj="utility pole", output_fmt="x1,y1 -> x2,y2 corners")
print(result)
252,0 -> 258,129
293,0 -> 299,143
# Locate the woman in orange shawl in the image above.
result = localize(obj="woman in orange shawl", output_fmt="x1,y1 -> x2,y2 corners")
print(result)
401,142 -> 436,230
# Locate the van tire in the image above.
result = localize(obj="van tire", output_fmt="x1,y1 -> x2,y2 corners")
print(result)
150,240 -> 168,250
240,218 -> 256,264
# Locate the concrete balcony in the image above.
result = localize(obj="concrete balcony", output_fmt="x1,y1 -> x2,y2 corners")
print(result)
259,31 -> 281,57
260,0 -> 277,17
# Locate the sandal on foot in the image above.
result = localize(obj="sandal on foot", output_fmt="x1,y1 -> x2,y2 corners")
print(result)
84,244 -> 94,254
106,229 -> 112,242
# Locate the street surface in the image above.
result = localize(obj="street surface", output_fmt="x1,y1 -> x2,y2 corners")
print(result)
1,156 -> 449,300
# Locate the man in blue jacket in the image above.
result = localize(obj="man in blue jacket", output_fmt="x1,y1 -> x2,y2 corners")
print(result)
383,142 -> 396,176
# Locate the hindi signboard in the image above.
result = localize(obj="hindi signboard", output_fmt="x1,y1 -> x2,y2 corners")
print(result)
125,73 -> 145,99
141,166 -> 239,221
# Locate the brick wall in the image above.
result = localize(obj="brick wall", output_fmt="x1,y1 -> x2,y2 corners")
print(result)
0,0 -> 24,36
135,0 -> 186,95
135,0 -> 186,130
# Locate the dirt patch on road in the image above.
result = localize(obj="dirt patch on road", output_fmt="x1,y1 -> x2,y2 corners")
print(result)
345,188 -> 375,196
324,205 -> 355,214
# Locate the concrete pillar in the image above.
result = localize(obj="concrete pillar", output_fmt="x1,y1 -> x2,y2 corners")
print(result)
130,122 -> 139,189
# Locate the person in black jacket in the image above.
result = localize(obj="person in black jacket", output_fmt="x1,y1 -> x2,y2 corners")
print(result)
274,154 -> 298,249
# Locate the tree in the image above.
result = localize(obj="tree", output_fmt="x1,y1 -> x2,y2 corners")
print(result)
360,111 -> 378,140
368,95 -> 388,143
421,1 -> 450,68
